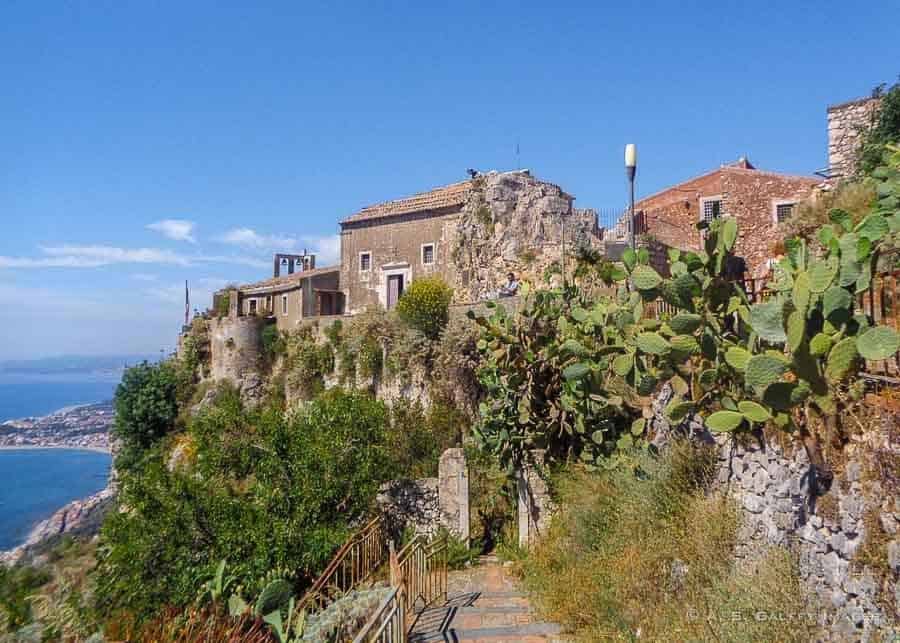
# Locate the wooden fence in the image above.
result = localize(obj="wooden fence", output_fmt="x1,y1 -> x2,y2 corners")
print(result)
297,516 -> 389,613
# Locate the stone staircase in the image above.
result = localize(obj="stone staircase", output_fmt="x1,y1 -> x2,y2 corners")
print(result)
407,556 -> 564,643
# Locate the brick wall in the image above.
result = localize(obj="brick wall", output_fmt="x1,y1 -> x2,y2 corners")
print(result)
635,165 -> 818,277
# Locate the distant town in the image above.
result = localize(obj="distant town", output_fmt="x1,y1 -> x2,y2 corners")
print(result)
0,402 -> 113,451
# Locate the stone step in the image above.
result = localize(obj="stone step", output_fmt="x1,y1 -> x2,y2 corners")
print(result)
410,622 -> 564,643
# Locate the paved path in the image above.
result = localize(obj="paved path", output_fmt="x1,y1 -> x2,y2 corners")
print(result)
408,556 -> 565,643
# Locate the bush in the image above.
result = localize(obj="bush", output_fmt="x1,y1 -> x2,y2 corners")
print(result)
260,323 -> 282,363
113,361 -> 181,471
281,327 -> 334,401
0,564 -> 51,633
387,398 -> 463,478
94,388 -> 396,622
858,81 -> 900,176
395,277 -> 453,339
519,443 -> 817,641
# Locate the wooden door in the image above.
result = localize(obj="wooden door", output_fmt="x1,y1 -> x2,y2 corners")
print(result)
387,275 -> 404,309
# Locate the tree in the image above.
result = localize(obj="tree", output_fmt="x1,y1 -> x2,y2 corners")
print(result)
112,361 -> 180,470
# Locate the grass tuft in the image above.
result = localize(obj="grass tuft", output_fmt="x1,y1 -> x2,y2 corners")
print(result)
519,442 -> 817,642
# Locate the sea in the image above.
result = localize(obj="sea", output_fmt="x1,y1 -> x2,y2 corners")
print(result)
0,375 -> 117,551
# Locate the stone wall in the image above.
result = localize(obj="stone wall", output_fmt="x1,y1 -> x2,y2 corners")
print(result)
208,316 -> 268,405
650,386 -> 899,640
377,478 -> 440,539
516,450 -> 555,548
377,448 -> 470,542
828,96 -> 882,179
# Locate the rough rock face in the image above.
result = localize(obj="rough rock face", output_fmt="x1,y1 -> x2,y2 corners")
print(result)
451,170 -> 599,302
1,487 -> 115,566
651,385 -> 899,640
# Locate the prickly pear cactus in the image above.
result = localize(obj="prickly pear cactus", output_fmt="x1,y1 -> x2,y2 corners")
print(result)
471,144 -> 900,472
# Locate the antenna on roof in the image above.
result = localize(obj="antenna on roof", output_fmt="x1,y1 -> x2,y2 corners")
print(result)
516,139 -> 521,170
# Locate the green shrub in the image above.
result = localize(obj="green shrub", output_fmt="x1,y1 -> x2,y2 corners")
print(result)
281,327 -> 334,401
94,388 -> 395,622
387,398 -> 463,478
260,323 -> 283,363
395,277 -> 453,339
113,361 -> 181,472
519,443 -> 817,641
0,564 -> 51,632
858,81 -> 900,176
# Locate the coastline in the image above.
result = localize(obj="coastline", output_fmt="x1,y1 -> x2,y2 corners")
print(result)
0,444 -> 111,455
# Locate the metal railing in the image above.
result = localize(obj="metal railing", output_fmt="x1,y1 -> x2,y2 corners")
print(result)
352,534 -> 449,643
297,516 -> 389,613
352,587 -> 405,643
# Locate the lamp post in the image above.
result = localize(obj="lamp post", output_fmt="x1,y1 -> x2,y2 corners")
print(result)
625,143 -> 637,250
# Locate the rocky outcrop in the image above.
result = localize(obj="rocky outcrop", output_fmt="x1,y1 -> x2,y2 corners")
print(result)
451,170 -> 599,302
1,486 -> 115,566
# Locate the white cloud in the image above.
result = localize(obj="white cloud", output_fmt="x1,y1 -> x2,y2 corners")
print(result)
131,272 -> 159,282
215,228 -> 341,266
146,278 -> 231,306
304,235 -> 341,266
217,227 -> 298,250
0,246 -> 268,270
147,219 -> 196,243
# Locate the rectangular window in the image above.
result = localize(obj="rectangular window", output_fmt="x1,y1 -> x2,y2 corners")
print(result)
248,299 -> 257,314
776,202 -> 795,223
422,243 -> 435,265
701,198 -> 723,223
360,252 -> 371,272
282,295 -> 288,315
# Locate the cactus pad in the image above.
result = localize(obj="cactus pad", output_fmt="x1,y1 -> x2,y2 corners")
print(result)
705,410 -> 745,433
669,313 -> 703,335
825,337 -> 858,381
808,256 -> 838,293
745,354 -> 788,391
632,265 -> 663,291
725,346 -> 751,371
749,300 -> 787,343
809,333 -> 833,356
611,353 -> 633,376
856,326 -> 900,361
636,332 -> 671,355
738,400 -> 771,423
786,310 -> 805,351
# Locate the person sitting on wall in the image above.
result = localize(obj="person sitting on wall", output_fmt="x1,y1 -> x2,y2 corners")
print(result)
499,272 -> 519,298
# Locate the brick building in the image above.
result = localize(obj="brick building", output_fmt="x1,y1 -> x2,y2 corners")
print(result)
621,158 -> 819,277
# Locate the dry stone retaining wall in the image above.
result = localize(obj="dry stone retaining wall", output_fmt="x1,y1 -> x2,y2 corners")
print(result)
377,448 -> 470,542
650,386 -> 899,640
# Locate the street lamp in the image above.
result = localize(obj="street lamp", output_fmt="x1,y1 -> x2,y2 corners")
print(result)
625,144 -> 637,250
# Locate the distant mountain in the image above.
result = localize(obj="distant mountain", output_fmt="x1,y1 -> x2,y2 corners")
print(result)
0,355 -> 161,376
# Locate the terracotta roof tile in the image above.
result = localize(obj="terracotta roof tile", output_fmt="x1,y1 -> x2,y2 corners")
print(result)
237,265 -> 339,293
341,179 -> 472,225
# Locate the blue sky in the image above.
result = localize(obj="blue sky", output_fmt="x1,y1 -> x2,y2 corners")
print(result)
1,1 -> 898,360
